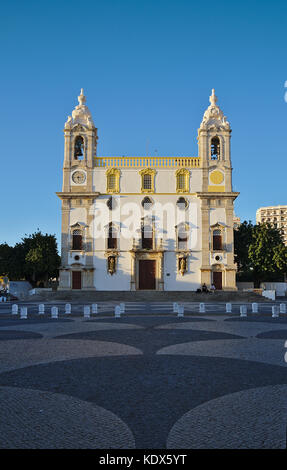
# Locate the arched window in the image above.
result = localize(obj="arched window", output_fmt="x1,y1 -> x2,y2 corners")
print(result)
176,197 -> 188,210
141,223 -> 153,249
141,196 -> 153,210
176,169 -> 189,193
143,174 -> 152,190
177,224 -> 189,250
74,136 -> 84,160
106,169 -> 120,193
213,229 -> 222,250
107,223 -> 118,250
72,229 -> 83,250
107,173 -> 116,191
211,137 -> 220,160
139,169 -> 156,193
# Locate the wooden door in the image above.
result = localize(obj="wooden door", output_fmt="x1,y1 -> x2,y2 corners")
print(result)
139,260 -> 156,290
72,271 -> 82,290
213,271 -> 222,290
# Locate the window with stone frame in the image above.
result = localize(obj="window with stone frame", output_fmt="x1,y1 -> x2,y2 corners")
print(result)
107,223 -> 118,250
176,169 -> 189,193
141,223 -> 153,249
213,229 -> 222,250
177,224 -> 189,250
143,174 -> 152,190
72,229 -> 83,250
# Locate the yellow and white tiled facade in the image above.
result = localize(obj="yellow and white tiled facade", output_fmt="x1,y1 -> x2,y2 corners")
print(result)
57,89 -> 239,291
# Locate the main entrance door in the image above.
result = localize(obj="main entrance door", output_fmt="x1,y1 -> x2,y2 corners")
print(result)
139,260 -> 156,290
213,271 -> 222,290
72,271 -> 82,290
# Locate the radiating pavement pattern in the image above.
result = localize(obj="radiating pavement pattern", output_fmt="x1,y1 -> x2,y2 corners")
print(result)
0,307 -> 286,449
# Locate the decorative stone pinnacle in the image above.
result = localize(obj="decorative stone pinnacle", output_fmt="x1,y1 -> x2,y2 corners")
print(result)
209,88 -> 218,106
78,88 -> 86,106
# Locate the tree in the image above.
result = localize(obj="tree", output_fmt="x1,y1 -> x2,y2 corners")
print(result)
23,231 -> 61,284
234,220 -> 253,272
0,231 -> 61,286
248,223 -> 287,287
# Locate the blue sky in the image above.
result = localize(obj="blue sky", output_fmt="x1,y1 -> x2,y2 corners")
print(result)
1,0 -> 287,248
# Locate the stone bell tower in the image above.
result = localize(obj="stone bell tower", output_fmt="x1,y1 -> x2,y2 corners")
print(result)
62,88 -> 98,192
197,89 -> 239,290
57,90 -> 99,290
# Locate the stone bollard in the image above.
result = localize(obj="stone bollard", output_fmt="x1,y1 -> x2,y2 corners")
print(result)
115,305 -> 121,318
120,303 -> 125,314
279,303 -> 286,314
252,303 -> 258,313
84,305 -> 91,319
38,304 -> 45,315
51,307 -> 58,319
177,304 -> 184,317
12,304 -> 18,315
199,303 -> 205,313
226,303 -> 232,313
20,307 -> 27,319
240,305 -> 247,317
92,304 -> 98,314
272,306 -> 279,318
65,304 -> 71,315
173,303 -> 179,313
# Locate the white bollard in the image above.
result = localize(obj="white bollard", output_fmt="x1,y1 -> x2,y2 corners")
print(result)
173,303 -> 179,313
12,304 -> 18,315
279,303 -> 286,314
252,303 -> 258,313
20,307 -> 27,319
91,303 -> 98,314
120,303 -> 125,314
115,305 -> 121,318
226,303 -> 232,313
65,303 -> 71,315
84,305 -> 91,319
199,302 -> 205,313
240,305 -> 247,317
38,304 -> 45,315
177,304 -> 184,317
51,306 -> 58,319
272,306 -> 279,318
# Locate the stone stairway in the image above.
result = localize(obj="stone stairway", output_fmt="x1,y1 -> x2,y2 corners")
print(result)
28,290 -> 271,303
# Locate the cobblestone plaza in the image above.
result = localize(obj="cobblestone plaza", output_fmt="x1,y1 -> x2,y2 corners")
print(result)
0,302 -> 287,449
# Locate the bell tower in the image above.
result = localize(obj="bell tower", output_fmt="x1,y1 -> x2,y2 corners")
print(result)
62,89 -> 98,193
197,89 -> 239,290
57,90 -> 99,290
198,89 -> 232,192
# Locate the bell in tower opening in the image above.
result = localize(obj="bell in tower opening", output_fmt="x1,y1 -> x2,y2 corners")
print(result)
74,135 -> 84,160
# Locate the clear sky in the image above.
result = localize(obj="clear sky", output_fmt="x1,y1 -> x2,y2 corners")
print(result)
1,0 -> 287,248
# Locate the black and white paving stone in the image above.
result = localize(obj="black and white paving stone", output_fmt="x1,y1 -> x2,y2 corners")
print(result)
0,303 -> 286,449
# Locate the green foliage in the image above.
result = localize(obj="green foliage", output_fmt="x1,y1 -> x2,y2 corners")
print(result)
234,220 -> 253,272
0,231 -> 61,286
235,221 -> 287,286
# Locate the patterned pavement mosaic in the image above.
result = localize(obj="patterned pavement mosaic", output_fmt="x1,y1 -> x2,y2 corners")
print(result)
0,302 -> 287,449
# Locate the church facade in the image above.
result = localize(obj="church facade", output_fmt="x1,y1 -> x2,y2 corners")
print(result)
57,89 -> 239,291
